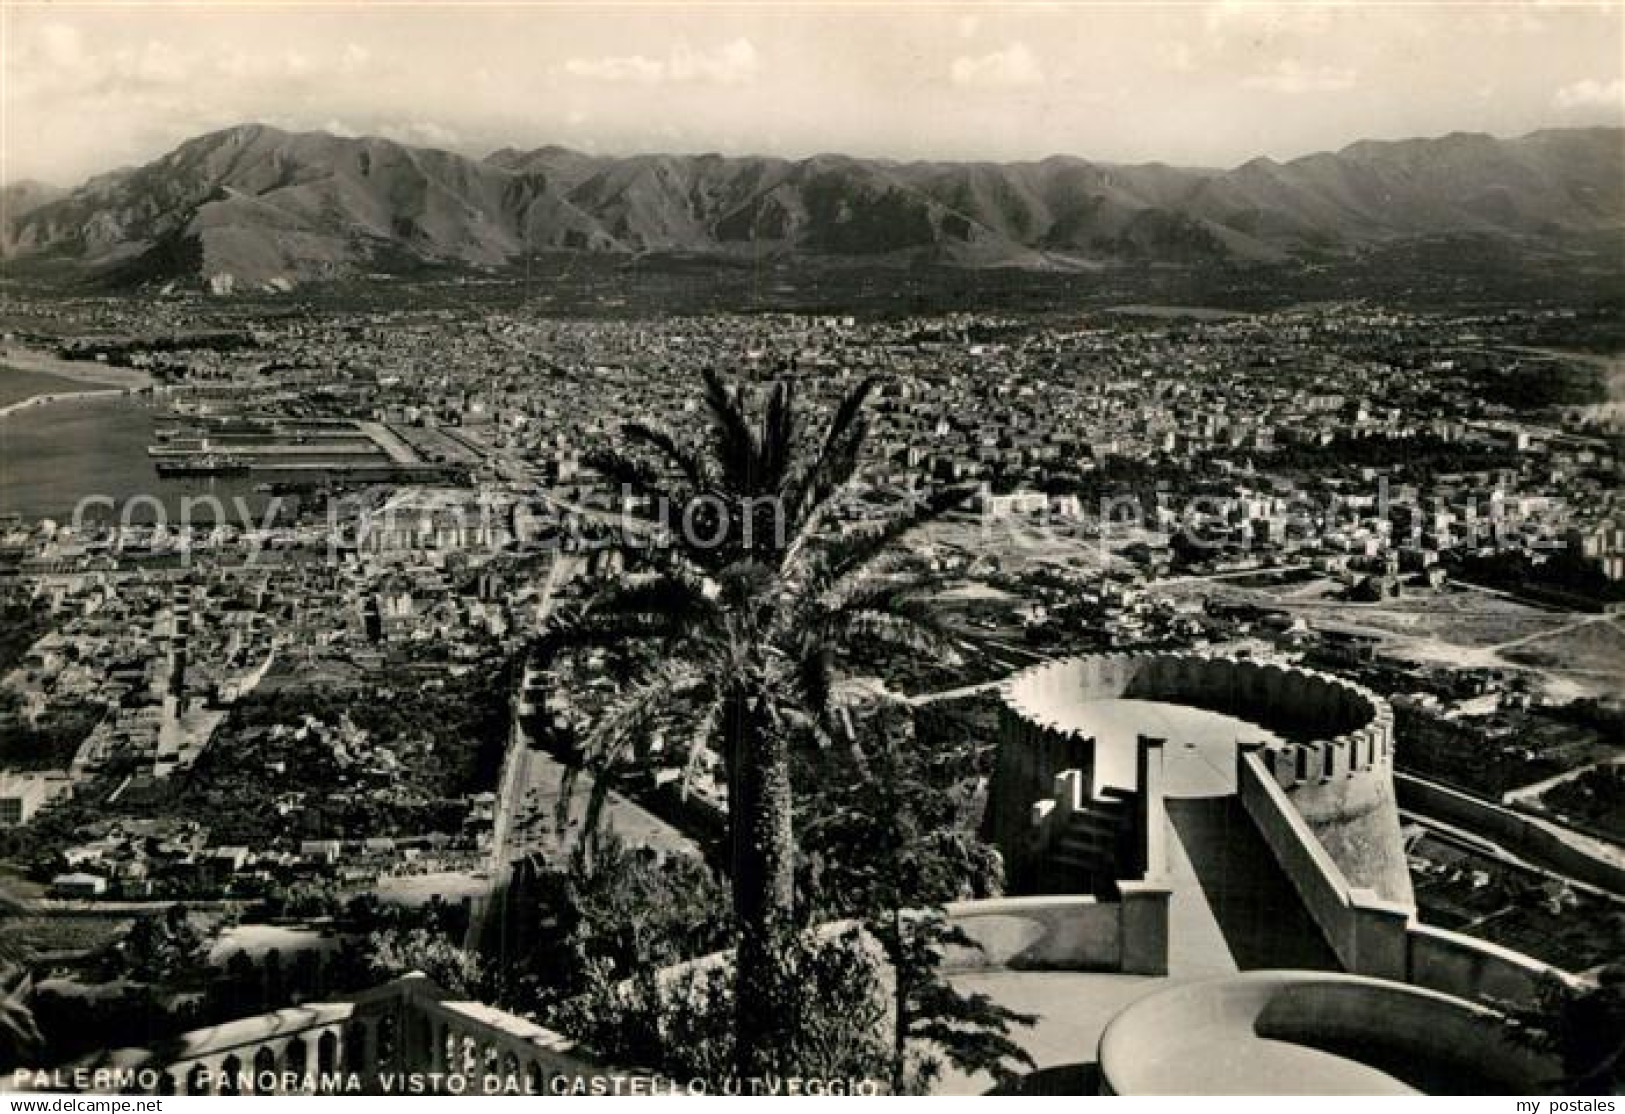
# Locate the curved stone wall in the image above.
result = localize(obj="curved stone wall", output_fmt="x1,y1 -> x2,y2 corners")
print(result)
1097,971 -> 1555,1095
993,654 -> 1413,905
1003,653 -> 1379,745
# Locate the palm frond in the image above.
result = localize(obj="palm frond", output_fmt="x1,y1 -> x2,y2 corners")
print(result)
814,377 -> 881,486
830,375 -> 881,440
557,660 -> 709,837
532,603 -> 679,664
803,482 -> 974,589
586,572 -> 721,632
623,421 -> 713,496
703,368 -> 761,495
781,416 -> 868,537
812,552 -> 919,613
793,639 -> 835,720
833,608 -> 962,662
781,375 -> 880,517
678,694 -> 724,797
580,446 -> 680,510
598,526 -> 730,583
0,986 -> 42,1064
757,381 -> 798,494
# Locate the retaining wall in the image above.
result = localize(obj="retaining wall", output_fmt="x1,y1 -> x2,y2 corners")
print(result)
942,883 -> 1171,976
942,896 -> 1122,971
1239,750 -> 1581,1006
1396,771 -> 1625,894
1407,922 -> 1567,1006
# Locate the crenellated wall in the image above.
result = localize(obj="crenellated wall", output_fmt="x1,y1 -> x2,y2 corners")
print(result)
988,684 -> 1098,878
993,653 -> 1413,906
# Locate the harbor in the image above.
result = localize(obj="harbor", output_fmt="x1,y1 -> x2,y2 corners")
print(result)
144,416 -> 478,485
0,395 -> 475,522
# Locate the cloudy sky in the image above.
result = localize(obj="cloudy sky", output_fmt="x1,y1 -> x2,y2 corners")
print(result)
2,1 -> 1622,185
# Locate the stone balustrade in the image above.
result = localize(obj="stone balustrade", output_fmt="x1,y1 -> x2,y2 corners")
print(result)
60,973 -> 599,1096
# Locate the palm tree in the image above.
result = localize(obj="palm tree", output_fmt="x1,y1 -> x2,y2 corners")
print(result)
0,972 -> 42,1072
537,370 -> 967,1077
0,886 -> 42,1071
1503,965 -> 1625,1095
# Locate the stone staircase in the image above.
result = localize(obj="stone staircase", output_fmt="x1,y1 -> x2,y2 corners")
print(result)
1028,771 -> 1134,896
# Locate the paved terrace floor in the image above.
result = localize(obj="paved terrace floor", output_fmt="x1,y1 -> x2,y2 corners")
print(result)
1068,699 -> 1284,798
938,787 -> 1338,1094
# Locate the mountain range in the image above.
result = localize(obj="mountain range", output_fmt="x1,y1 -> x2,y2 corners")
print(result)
2,123 -> 1620,290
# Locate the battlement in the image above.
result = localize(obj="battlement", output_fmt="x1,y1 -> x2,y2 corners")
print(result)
999,652 -> 1394,794
993,653 -> 1412,905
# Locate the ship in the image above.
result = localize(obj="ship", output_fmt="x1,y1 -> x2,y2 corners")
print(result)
154,454 -> 253,477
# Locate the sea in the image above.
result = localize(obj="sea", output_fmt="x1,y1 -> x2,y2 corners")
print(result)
0,376 -> 265,526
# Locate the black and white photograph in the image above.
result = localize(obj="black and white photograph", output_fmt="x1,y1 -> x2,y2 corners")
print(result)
0,0 -> 1621,1100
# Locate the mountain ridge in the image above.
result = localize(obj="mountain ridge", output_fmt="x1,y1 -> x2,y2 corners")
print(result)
4,122 -> 1620,290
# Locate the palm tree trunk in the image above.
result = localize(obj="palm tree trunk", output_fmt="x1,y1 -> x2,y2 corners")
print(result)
724,689 -> 795,1080
892,904 -> 908,1094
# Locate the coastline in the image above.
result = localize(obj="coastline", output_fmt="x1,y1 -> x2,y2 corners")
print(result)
0,387 -> 133,421
0,346 -> 154,419
1,345 -> 154,389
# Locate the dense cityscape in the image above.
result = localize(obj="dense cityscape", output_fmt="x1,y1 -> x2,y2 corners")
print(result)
0,0 -> 1622,1094
0,277 -> 1619,1093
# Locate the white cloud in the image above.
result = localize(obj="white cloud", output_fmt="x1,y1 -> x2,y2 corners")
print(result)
1158,40 -> 1196,73
1205,0 -> 1343,40
1487,10 -> 1546,36
214,49 -> 321,83
379,121 -> 463,148
670,40 -> 759,83
12,24 -> 377,102
105,41 -> 190,86
565,54 -> 664,83
339,44 -> 372,74
15,24 -> 197,95
562,39 -> 759,85
36,23 -> 91,72
1241,60 -> 1357,94
949,43 -> 1045,89
1552,77 -> 1625,112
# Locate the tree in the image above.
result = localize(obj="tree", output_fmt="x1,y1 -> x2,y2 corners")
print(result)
554,926 -> 890,1089
261,880 -> 348,921
0,969 -> 42,1071
539,371 -> 967,1077
363,927 -> 486,998
0,890 -> 40,1070
800,703 -> 1034,1092
1503,965 -> 1625,1095
510,833 -> 732,1012
105,905 -> 205,985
